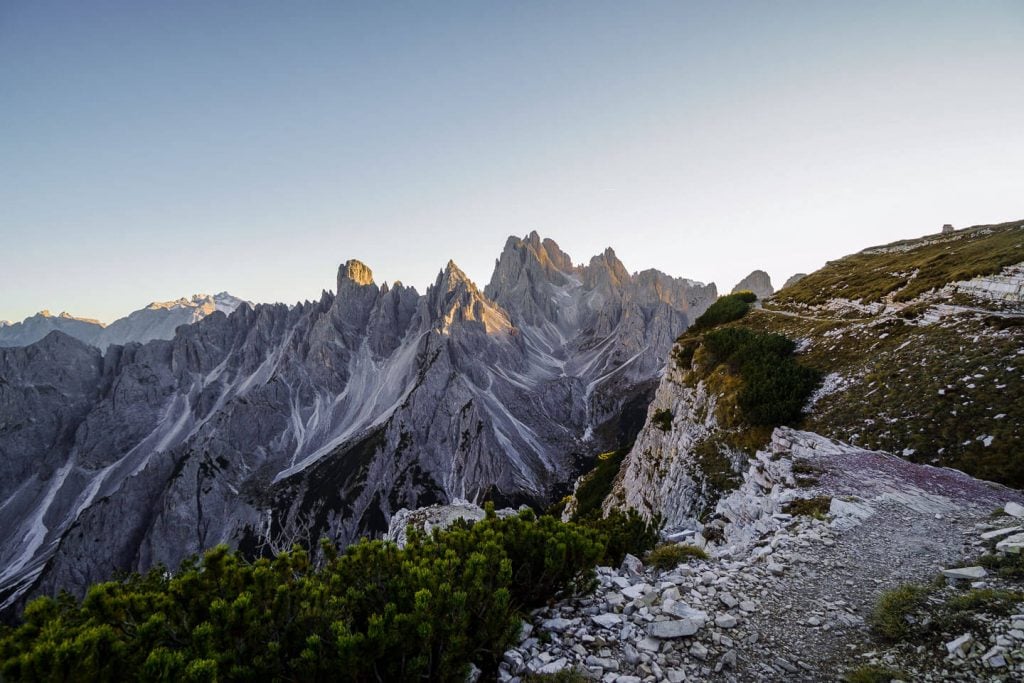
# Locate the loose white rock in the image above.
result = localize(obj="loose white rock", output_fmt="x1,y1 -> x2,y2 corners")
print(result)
941,566 -> 987,580
648,619 -> 701,639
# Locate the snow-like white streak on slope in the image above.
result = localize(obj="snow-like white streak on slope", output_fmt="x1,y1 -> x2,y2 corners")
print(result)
0,389 -> 202,599
274,332 -> 425,482
0,460 -> 74,585
476,385 -> 552,470
584,347 -> 647,396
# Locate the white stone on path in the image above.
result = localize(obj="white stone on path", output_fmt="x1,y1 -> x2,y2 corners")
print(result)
715,614 -> 738,628
648,619 -> 701,639
941,566 -> 988,580
980,526 -> 1022,541
591,613 -> 621,629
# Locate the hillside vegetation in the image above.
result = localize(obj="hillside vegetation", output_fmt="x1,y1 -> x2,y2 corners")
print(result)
681,220 -> 1024,488
774,219 -> 1024,308
0,508 -> 660,682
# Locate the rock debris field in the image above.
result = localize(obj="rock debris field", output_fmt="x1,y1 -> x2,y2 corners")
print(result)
498,429 -> 1024,682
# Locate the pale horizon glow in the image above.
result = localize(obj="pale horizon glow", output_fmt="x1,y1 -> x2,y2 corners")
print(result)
1,1 -> 1022,323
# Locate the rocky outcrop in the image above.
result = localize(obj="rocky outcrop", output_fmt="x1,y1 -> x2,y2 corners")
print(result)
781,273 -> 807,290
0,293 -> 246,349
954,263 -> 1024,309
604,358 -> 725,529
384,500 -> 521,547
510,428 -> 1024,681
730,270 -> 774,300
0,233 -> 717,613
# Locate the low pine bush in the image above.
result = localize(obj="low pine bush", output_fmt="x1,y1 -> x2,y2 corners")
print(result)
0,507 -> 607,682
702,327 -> 821,426
689,291 -> 757,332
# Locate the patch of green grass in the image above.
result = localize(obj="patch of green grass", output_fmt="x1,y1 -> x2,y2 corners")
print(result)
977,552 -> 1024,580
733,306 -> 1024,488
869,584 -> 930,641
843,665 -> 907,683
870,582 -> 1024,645
651,408 -> 673,432
932,588 -> 1024,637
783,496 -> 832,519
646,543 -> 709,569
692,437 -> 743,503
944,588 -> 1024,615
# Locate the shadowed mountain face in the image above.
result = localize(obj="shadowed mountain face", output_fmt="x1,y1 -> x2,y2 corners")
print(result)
731,270 -> 774,300
0,233 -> 716,613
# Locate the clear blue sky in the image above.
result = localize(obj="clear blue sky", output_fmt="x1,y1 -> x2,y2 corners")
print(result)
2,1 -> 1022,322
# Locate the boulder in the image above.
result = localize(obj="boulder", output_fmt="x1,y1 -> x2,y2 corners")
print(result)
946,632 -> 974,656
941,566 -> 988,580
647,619 -> 701,639
996,533 -> 1024,554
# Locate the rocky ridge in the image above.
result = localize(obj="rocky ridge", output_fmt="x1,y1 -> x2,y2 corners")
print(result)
0,292 -> 246,349
501,429 -> 1024,681
0,233 -> 716,615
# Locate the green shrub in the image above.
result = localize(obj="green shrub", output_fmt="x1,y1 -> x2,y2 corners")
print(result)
943,587 -> 1023,613
577,510 -> 661,566
783,496 -> 832,519
646,543 -> 709,569
0,508 -> 606,682
570,449 -> 627,520
702,327 -> 821,426
869,584 -> 930,641
844,664 -> 907,683
690,292 -> 757,332
651,408 -> 673,432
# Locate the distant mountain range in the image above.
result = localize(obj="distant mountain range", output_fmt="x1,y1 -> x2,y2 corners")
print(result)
0,232 -> 717,614
0,293 -> 246,350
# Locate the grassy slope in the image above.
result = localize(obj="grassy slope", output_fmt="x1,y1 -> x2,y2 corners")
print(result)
774,219 -> 1024,308
732,220 -> 1024,487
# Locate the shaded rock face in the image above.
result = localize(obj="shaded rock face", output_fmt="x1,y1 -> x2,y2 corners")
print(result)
781,273 -> 807,290
730,270 -> 774,300
0,233 -> 717,613
0,293 -> 246,350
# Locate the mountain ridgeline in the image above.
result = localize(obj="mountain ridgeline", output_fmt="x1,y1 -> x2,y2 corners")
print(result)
0,232 -> 717,615
0,293 -> 246,350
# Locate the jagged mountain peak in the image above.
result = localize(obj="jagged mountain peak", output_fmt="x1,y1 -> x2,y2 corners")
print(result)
0,232 -> 720,615
426,259 -> 511,334
488,232 -> 574,294
337,259 -> 375,290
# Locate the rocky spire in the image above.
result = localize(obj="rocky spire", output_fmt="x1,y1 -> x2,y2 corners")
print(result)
731,270 -> 774,300
428,261 -> 511,334
337,259 -> 375,291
